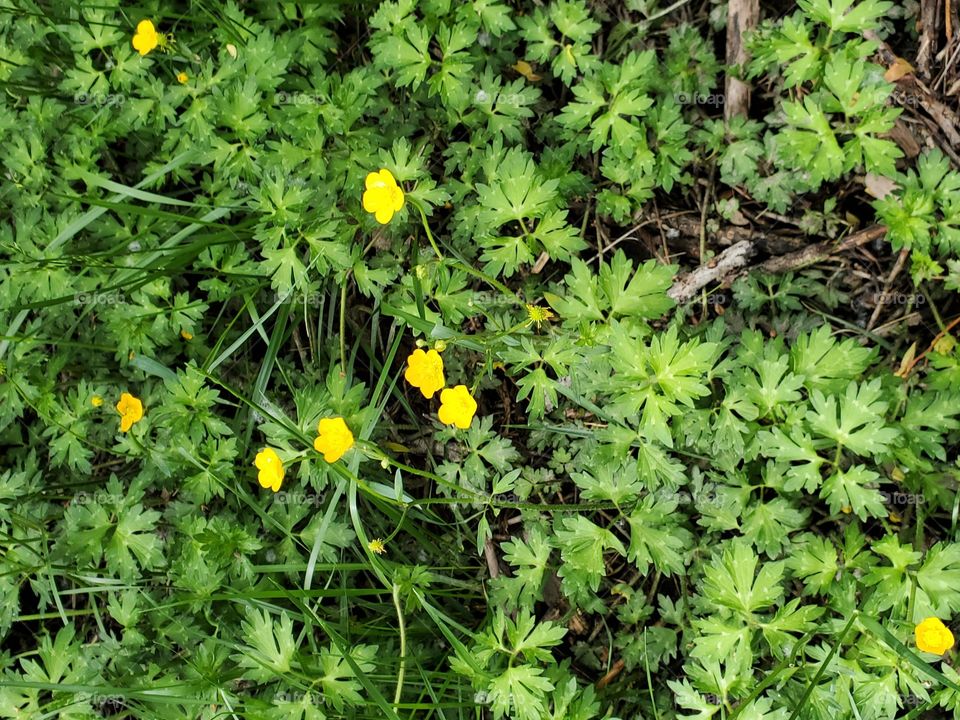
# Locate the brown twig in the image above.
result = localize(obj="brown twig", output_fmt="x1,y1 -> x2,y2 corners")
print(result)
595,659 -> 625,690
758,224 -> 887,274
667,225 -> 888,303
483,536 -> 500,580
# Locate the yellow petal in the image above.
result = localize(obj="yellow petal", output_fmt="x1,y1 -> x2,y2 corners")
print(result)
362,188 -> 379,213
374,205 -> 394,224
365,171 -> 386,190
391,186 -> 405,212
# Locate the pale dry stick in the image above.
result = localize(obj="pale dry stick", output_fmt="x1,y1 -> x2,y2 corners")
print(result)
947,0 -> 953,55
668,240 -> 755,303
483,536 -> 500,579
867,247 -> 911,331
933,30 -> 960,91
667,225 -> 889,303
724,0 -> 760,121
916,0 -> 939,78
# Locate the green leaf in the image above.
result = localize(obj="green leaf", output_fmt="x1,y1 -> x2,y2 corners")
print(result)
916,543 -> 960,616
237,609 -> 298,681
797,0 -> 893,33
627,494 -> 692,575
806,379 -> 900,457
555,515 -> 626,592
820,465 -> 886,520
701,540 -> 784,615
487,665 -> 555,720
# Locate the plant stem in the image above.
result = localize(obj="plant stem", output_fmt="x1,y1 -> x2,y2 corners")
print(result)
392,582 -> 407,706
415,203 -> 443,260
339,281 -> 347,371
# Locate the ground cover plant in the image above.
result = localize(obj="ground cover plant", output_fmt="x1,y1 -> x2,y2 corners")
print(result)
3,0 -> 960,718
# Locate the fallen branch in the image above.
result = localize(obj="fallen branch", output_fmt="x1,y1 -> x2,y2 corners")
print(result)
757,224 -> 887,274
668,240 -> 755,303
667,225 -> 888,303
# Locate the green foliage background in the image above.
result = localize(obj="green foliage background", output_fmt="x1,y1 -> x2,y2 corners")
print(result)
2,0 -> 960,719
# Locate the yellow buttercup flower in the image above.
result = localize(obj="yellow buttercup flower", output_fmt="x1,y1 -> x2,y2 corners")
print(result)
916,617 -> 955,655
526,304 -> 555,329
438,385 -> 477,430
116,392 -> 144,432
254,448 -> 284,492
362,169 -> 404,224
404,348 -> 445,399
180,329 -> 193,340
176,71 -> 189,84
91,395 -> 104,408
368,538 -> 386,555
132,20 -> 159,56
314,417 -> 355,463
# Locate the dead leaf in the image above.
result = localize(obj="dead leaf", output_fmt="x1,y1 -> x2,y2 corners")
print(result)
512,60 -> 542,82
894,341 -> 916,378
863,173 -> 900,200
884,57 -> 915,83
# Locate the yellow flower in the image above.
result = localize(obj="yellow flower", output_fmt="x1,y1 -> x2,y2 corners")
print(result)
180,329 -> 193,340
314,417 -> 355,463
404,348 -> 445,399
362,169 -> 405,224
526,304 -> 555,329
116,392 -> 144,432
176,71 -> 189,84
368,538 -> 386,555
916,617 -> 955,655
91,395 -> 103,408
254,448 -> 284,492
438,385 -> 477,430
132,19 -> 159,56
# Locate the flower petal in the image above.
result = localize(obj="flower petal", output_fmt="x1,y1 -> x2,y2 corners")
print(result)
374,205 -> 394,224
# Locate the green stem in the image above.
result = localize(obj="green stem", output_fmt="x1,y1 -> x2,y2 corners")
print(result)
787,612 -> 856,720
392,583 -> 407,706
339,281 -> 347,371
413,202 -> 443,260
